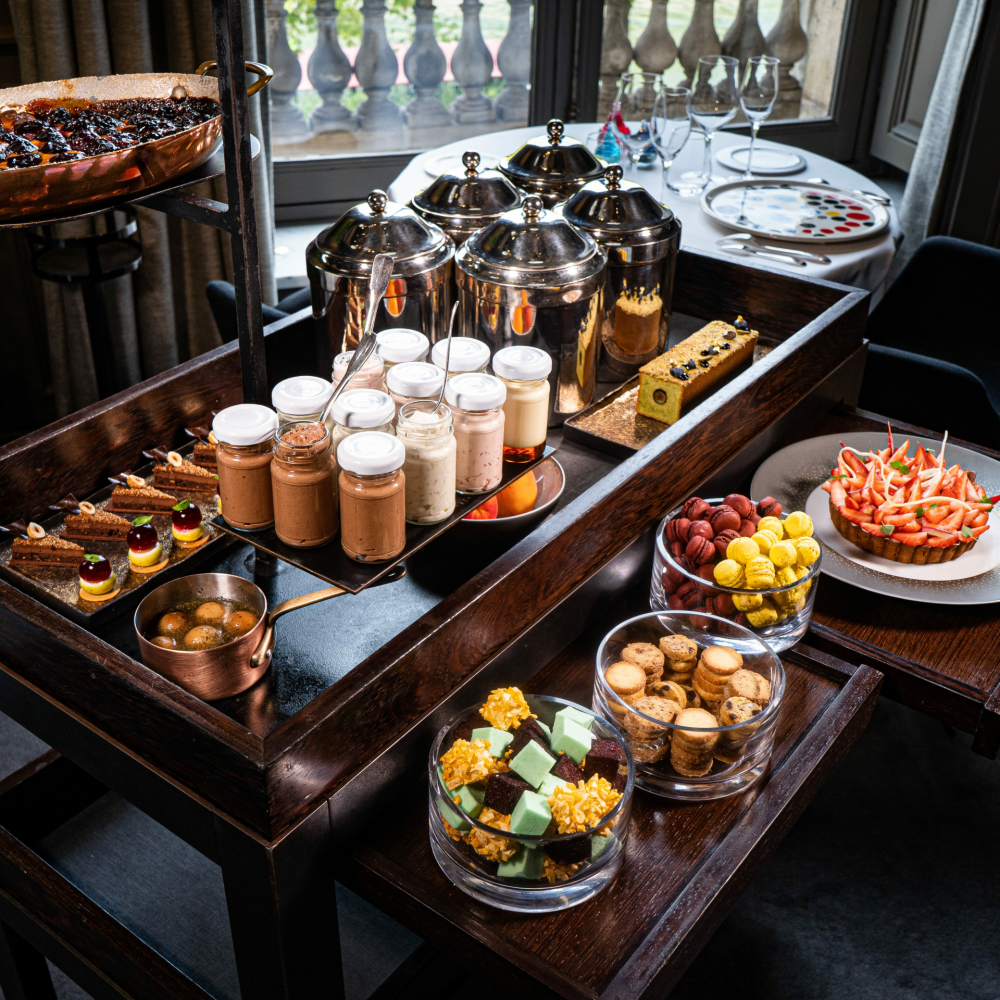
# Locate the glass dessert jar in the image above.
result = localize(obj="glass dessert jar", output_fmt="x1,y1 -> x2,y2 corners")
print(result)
430,336 -> 490,376
385,361 -> 445,418
429,694 -> 634,913
337,431 -> 407,563
445,373 -> 506,493
492,345 -> 552,463
396,401 -> 457,524
330,389 -> 396,473
375,328 -> 430,370
271,375 -> 334,427
594,611 -> 785,801
271,421 -> 338,548
332,350 -> 387,393
213,404 -> 279,531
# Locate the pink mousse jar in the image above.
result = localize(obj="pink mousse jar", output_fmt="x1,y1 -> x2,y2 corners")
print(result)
444,373 -> 506,494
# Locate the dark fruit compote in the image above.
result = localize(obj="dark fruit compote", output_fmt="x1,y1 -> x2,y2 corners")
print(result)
171,498 -> 204,543
127,516 -> 163,567
79,553 -> 117,596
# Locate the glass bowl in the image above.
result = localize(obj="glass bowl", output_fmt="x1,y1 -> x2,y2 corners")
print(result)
428,695 -> 635,913
650,498 -> 823,652
593,611 -> 785,800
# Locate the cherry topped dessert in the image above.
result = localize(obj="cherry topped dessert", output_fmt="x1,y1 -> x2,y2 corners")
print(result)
171,498 -> 204,543
78,553 -> 117,596
127,516 -> 163,568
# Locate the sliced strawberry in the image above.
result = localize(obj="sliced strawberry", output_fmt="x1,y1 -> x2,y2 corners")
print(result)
840,507 -> 874,525
894,532 -> 929,546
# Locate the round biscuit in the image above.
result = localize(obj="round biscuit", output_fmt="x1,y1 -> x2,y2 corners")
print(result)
659,634 -> 699,663
621,642 -> 666,675
698,645 -> 743,676
722,668 -> 772,705
605,660 -> 646,698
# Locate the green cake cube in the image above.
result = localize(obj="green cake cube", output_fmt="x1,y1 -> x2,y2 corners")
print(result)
453,783 -> 485,818
497,846 -> 546,880
538,773 -> 571,798
471,726 -> 514,758
509,738 -> 556,788
555,706 -> 594,731
551,714 -> 593,763
510,790 -> 552,836
437,794 -> 470,832
591,834 -> 610,858
536,720 -> 551,739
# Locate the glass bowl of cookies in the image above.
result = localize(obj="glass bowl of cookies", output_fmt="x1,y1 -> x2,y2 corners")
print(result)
429,687 -> 635,912
650,494 -> 822,653
593,611 -> 784,800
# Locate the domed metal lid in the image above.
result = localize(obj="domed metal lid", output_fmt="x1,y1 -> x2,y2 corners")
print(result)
410,151 -> 522,228
455,194 -> 606,287
562,164 -> 676,242
307,190 -> 453,278
498,119 -> 605,188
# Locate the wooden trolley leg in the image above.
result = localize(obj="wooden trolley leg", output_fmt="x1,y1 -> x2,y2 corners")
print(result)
215,803 -> 344,1000
0,921 -> 57,1000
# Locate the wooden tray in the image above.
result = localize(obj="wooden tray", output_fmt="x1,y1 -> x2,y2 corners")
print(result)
341,627 -> 881,1000
211,446 -> 554,594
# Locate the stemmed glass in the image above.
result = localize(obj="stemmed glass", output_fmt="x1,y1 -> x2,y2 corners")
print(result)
612,72 -> 660,181
650,86 -> 692,198
680,55 -> 738,193
739,55 -> 780,179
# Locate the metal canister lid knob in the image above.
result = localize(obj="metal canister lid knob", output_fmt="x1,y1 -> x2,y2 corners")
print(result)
546,119 -> 565,145
604,164 -> 623,191
522,195 -> 544,222
367,190 -> 388,216
462,151 -> 480,177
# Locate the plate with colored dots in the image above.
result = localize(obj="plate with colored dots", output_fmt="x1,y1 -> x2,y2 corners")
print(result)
701,181 -> 891,244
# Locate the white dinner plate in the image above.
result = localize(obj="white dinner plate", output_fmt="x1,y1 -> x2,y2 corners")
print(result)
716,144 -> 806,175
423,151 -> 500,178
751,431 -> 1000,605
702,181 -> 891,244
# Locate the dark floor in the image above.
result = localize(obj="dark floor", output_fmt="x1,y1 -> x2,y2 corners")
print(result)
1,693 -> 997,1000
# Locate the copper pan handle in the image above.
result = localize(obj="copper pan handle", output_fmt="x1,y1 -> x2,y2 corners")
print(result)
196,60 -> 273,98
251,584 -> 347,670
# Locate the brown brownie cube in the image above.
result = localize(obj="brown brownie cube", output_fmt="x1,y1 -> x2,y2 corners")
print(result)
551,754 -> 584,785
507,717 -> 550,759
484,771 -> 531,814
582,738 -> 624,783
545,835 -> 592,865
452,713 -> 485,746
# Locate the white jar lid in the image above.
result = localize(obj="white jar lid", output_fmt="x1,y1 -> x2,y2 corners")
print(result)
386,361 -> 445,398
331,389 -> 395,428
271,375 -> 333,415
431,337 -> 491,372
376,328 -> 429,363
337,430 -> 405,475
213,404 -> 278,446
444,372 -> 506,411
492,346 -> 552,381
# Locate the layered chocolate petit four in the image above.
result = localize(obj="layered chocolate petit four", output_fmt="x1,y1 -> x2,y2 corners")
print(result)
62,503 -> 131,543
10,533 -> 84,567
106,484 -> 177,515
152,456 -> 218,496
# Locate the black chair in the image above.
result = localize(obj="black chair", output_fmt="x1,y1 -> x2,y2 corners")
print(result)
206,281 -> 312,344
859,236 -> 1000,447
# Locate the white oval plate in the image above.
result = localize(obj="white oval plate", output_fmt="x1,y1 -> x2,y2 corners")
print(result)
716,144 -> 806,175
751,431 -> 1000,605
702,181 -> 891,243
423,151 -> 500,178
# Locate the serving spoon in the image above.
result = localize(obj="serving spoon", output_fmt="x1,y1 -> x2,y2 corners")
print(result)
321,252 -> 394,426
433,301 -> 459,414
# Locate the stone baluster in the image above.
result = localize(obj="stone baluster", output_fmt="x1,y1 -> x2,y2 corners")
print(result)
265,0 -> 311,142
494,0 -> 531,122
354,0 -> 403,129
598,0 -> 633,121
634,0 -> 677,112
308,0 -> 356,133
450,0 -> 496,124
766,0 -> 808,120
678,0 -> 721,88
721,0 -> 766,79
402,0 -> 451,128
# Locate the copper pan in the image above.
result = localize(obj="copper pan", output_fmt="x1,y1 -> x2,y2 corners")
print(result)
134,572 -> 345,701
0,61 -> 271,222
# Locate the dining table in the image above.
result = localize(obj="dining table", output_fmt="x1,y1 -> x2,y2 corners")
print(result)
387,124 -> 902,293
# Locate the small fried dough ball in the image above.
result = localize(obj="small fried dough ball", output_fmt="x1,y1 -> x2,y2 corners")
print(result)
157,612 -> 189,636
226,610 -> 257,634
195,601 -> 226,624
183,625 -> 221,649
151,635 -> 177,649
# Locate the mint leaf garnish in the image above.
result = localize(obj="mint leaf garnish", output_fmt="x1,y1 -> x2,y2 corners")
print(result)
890,461 -> 910,473
171,499 -> 191,512
83,553 -> 101,563
880,525 -> 894,535
132,515 -> 152,526
961,526 -> 973,538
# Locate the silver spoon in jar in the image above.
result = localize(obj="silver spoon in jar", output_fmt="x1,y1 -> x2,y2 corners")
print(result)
433,301 -> 459,414
321,252 -> 395,425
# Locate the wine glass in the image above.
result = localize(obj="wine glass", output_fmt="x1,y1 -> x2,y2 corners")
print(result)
650,86 -> 692,198
612,72 -> 660,181
739,55 -> 780,180
680,55 -> 739,193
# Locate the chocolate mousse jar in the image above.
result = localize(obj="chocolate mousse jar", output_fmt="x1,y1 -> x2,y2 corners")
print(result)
332,350 -> 387,393
271,421 -> 338,548
213,404 -> 279,531
271,375 -> 334,427
492,346 -> 552,463
375,328 -> 430,370
385,361 -> 445,420
396,401 -> 457,524
445,373 -> 506,493
337,432 -> 407,563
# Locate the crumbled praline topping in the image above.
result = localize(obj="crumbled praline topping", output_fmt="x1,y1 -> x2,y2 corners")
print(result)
440,738 -> 507,789
466,808 -> 518,862
547,774 -> 622,834
543,857 -> 582,884
479,686 -> 532,731
441,816 -> 464,842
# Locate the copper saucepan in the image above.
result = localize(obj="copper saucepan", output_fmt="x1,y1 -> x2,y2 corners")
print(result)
0,60 -> 272,222
134,572 -> 347,701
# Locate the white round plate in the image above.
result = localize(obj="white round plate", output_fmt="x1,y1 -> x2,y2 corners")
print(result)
702,181 -> 891,243
716,144 -> 806,175
423,151 -> 500,178
751,431 -> 1000,605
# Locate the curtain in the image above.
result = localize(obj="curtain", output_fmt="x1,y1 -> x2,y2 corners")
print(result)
8,0 -> 277,417
891,0 -> 988,279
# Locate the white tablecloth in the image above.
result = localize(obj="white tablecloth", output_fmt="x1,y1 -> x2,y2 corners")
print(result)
388,124 -> 902,293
